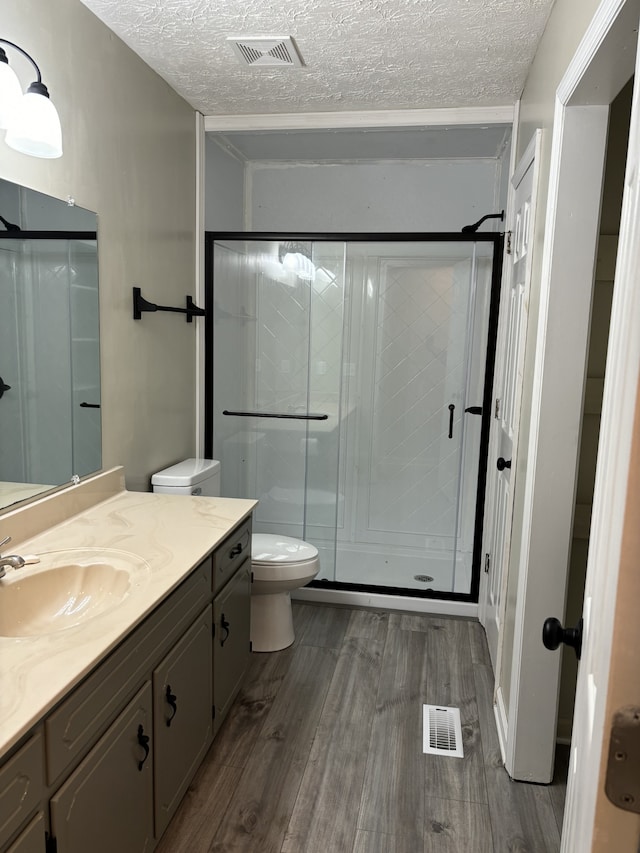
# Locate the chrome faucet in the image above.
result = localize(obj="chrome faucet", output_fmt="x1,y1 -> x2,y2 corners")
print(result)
0,536 -> 26,579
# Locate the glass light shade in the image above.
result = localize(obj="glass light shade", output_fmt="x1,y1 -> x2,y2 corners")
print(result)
282,251 -> 316,281
6,89 -> 63,158
0,61 -> 22,130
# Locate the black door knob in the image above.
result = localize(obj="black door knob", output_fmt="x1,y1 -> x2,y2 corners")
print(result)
497,457 -> 512,471
0,376 -> 11,400
542,617 -> 583,660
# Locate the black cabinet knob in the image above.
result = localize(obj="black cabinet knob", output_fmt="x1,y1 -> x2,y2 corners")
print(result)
497,457 -> 512,471
542,617 -> 583,660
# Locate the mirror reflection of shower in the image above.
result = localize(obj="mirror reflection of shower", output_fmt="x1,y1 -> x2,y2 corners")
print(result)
208,236 -> 497,599
0,179 -> 101,510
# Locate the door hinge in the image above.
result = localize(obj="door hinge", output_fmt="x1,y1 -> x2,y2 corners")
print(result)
506,231 -> 512,254
484,553 -> 491,574
212,704 -> 216,719
494,398 -> 501,419
251,571 -> 254,584
605,706 -> 640,814
46,833 -> 58,853
250,640 -> 253,652
212,622 -> 215,638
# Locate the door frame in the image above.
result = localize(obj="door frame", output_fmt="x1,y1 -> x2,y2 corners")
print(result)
562,4 -> 640,846
500,0 -> 640,783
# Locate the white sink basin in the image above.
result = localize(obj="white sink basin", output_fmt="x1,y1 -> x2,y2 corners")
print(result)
0,548 -> 151,638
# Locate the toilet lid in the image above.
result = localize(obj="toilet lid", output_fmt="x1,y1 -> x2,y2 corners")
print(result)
252,534 -> 318,564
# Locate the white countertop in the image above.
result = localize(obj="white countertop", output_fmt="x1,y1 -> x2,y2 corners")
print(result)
0,475 -> 256,758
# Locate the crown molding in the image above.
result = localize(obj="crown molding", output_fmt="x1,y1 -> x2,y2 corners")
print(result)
204,105 -> 515,132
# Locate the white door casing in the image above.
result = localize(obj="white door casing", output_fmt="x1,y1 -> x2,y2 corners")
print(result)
501,0 -> 639,785
479,131 -> 541,672
562,10 -> 640,847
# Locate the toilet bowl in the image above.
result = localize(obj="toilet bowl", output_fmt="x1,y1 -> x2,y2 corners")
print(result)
151,458 -> 320,652
251,534 -> 319,652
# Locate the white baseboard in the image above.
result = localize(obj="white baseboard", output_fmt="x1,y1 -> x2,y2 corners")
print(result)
292,586 -> 478,618
494,685 -> 509,765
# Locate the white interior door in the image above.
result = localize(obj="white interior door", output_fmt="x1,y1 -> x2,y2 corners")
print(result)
480,131 -> 541,669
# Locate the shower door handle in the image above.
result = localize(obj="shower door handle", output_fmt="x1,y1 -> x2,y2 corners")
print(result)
448,404 -> 455,439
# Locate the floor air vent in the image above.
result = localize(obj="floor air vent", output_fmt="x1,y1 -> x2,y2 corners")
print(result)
423,705 -> 464,758
227,37 -> 304,67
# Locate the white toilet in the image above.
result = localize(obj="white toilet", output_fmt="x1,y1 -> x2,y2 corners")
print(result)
151,458 -> 320,652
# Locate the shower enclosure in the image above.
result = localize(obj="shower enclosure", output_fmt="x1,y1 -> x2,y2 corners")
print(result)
205,233 -> 502,601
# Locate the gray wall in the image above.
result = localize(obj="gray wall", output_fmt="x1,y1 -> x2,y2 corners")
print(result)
205,138 -> 245,231
247,160 -> 501,232
1,0 -> 198,492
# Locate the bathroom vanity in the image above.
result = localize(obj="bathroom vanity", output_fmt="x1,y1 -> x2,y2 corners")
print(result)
0,468 -> 256,852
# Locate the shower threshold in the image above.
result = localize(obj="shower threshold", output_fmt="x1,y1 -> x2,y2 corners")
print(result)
294,583 -> 478,618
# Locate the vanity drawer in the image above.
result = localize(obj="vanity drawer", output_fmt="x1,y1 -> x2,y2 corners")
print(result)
45,558 -> 212,787
213,518 -> 251,594
0,730 -> 44,849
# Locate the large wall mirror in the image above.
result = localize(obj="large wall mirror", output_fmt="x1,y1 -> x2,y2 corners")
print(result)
0,179 -> 101,511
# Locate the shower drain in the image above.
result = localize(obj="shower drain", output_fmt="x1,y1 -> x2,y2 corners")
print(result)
414,574 -> 434,583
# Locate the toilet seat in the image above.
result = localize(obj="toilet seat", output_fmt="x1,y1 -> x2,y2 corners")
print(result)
251,534 -> 318,563
251,533 -> 319,582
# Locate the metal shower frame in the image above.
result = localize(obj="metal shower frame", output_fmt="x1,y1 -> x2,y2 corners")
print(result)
204,231 -> 504,603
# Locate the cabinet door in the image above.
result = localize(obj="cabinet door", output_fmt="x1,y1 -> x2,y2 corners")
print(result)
0,730 -> 43,850
213,561 -> 252,733
153,605 -> 213,839
5,813 -> 45,853
50,683 -> 153,853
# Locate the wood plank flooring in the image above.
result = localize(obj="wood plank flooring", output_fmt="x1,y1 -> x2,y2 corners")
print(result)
157,603 -> 567,853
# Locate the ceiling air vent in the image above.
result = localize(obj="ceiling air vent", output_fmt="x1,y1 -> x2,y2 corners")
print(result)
227,36 -> 304,68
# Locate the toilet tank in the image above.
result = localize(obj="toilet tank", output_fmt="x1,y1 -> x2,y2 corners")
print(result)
151,458 -> 221,496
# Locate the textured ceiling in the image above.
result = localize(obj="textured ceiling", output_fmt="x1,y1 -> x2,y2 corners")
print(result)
79,0 -> 556,116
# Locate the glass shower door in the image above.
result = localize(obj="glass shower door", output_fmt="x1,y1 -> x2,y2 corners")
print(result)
210,239 -> 345,580
208,236 -> 497,599
335,241 -> 493,595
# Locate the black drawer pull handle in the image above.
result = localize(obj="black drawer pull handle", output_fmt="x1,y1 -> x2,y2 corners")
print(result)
165,685 -> 178,727
137,724 -> 150,771
497,457 -> 512,471
229,543 -> 243,558
220,614 -> 230,647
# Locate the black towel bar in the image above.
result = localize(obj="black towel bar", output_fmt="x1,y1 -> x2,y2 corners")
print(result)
132,286 -> 205,322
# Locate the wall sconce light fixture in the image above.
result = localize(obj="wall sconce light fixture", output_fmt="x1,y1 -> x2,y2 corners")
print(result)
0,38 -> 62,158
